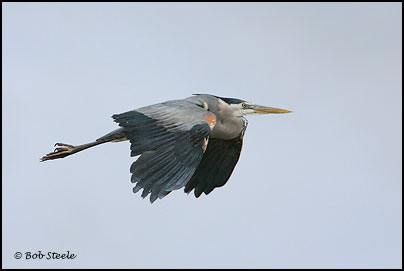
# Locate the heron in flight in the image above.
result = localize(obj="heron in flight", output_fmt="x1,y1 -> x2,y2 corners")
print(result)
41,94 -> 292,203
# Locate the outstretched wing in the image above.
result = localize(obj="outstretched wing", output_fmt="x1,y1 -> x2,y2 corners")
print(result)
112,100 -> 216,203
184,135 -> 244,198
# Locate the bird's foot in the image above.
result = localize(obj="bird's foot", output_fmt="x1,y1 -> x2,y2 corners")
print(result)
40,142 -> 77,162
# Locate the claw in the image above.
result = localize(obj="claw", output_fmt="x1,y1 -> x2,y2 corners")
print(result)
54,142 -> 74,148
41,143 -> 77,162
42,141 -> 99,162
54,147 -> 68,152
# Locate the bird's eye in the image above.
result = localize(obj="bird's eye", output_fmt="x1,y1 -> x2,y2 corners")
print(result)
241,103 -> 247,108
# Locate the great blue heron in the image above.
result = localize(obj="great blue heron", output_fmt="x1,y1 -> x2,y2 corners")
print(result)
41,94 -> 292,203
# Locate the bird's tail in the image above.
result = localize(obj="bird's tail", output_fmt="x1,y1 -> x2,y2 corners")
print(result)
40,141 -> 105,162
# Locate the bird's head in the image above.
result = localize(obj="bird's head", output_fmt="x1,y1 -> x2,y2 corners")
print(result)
218,96 -> 293,117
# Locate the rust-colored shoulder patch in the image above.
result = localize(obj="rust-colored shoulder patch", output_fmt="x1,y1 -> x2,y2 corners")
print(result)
204,115 -> 216,130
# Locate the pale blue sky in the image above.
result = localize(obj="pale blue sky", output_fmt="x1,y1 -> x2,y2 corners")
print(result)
3,3 -> 402,268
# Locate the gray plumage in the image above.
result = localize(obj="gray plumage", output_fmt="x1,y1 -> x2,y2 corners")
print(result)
41,94 -> 292,203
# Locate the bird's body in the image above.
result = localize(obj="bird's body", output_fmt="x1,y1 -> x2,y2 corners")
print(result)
41,94 -> 291,203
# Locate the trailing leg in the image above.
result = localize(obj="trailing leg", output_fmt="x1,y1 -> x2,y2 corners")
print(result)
40,141 -> 106,162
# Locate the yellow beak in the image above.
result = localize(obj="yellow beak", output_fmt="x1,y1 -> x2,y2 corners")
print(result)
253,105 -> 293,114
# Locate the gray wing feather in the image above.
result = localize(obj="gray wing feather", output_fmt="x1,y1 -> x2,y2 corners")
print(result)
112,99 -> 216,203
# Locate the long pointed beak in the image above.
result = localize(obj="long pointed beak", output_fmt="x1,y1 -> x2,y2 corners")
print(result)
252,105 -> 293,114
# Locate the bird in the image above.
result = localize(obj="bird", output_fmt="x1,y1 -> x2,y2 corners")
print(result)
41,94 -> 292,203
